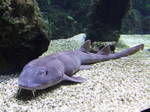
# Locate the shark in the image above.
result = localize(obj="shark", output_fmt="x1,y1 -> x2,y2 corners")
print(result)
18,40 -> 144,96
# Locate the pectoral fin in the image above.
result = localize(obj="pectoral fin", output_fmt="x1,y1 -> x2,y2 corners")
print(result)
63,75 -> 87,83
80,65 -> 92,70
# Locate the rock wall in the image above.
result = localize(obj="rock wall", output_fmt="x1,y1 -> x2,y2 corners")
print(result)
37,0 -> 93,39
37,0 -> 130,41
87,0 -> 130,42
0,0 -> 50,74
121,9 -> 143,34
121,0 -> 150,34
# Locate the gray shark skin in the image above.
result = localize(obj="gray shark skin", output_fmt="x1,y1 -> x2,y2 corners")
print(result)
18,40 -> 144,91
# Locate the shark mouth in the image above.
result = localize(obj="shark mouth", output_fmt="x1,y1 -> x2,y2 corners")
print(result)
17,78 -> 63,97
17,88 -> 36,97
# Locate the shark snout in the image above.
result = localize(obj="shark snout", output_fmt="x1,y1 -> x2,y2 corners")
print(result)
18,79 -> 41,90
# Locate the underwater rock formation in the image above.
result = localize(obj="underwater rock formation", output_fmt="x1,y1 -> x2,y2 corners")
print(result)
37,0 -> 132,41
36,0 -> 49,13
143,16 -> 150,34
51,0 -> 92,28
87,0 -> 131,42
121,9 -> 143,34
47,6 -> 81,39
135,0 -> 150,16
37,0 -> 93,39
122,0 -> 150,34
0,0 -> 50,74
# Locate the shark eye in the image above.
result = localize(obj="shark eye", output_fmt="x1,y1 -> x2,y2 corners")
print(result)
40,70 -> 48,76
43,70 -> 48,76
45,70 -> 48,75
39,67 -> 48,76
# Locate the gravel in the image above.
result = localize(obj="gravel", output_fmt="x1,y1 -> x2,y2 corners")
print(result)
0,39 -> 150,112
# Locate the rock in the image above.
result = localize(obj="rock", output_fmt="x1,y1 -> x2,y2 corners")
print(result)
39,0 -> 93,39
47,5 -> 81,39
50,0 -> 92,29
121,9 -> 143,34
69,33 -> 86,43
124,0 -> 150,34
86,0 -> 131,42
0,0 -> 50,74
42,33 -> 87,55
143,16 -> 150,34
117,35 -> 150,49
138,1 -> 150,16
36,0 -> 49,13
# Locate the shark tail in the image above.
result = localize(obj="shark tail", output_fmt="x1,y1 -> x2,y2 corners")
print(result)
109,44 -> 144,59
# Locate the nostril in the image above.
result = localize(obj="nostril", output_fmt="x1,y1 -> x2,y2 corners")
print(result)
18,80 -> 27,87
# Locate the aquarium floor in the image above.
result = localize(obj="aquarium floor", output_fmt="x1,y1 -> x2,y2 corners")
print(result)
0,50 -> 150,112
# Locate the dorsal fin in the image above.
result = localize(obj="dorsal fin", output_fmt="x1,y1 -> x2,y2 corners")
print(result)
79,40 -> 91,53
98,45 -> 111,55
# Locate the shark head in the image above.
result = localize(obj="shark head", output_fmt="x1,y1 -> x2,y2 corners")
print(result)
18,65 -> 63,91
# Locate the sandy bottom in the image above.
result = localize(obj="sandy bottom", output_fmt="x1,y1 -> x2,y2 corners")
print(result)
0,51 -> 150,112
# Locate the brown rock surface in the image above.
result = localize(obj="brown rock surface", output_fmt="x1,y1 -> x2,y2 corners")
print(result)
0,0 -> 50,74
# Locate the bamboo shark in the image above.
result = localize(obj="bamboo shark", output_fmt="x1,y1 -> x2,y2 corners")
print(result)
18,40 -> 144,96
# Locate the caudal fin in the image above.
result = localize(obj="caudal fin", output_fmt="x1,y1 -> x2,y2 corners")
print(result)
109,44 -> 144,59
